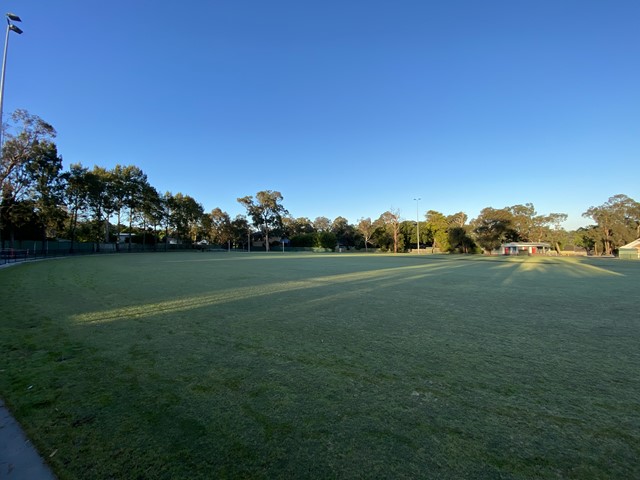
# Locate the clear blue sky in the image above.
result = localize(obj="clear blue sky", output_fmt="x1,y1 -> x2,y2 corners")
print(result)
5,1 -> 639,229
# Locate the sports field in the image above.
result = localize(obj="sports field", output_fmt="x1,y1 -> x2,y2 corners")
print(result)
0,252 -> 638,479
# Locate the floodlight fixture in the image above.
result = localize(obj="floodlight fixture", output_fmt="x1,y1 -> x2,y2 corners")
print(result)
6,13 -> 21,22
9,24 -> 22,34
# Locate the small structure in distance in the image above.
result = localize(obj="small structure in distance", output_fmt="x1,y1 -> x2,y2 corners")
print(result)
619,239 -> 640,260
499,242 -> 552,256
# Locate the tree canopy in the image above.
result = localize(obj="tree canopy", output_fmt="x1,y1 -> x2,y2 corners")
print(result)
4,108 -> 638,257
237,190 -> 288,252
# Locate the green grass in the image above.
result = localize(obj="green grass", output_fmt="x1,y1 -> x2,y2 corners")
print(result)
1,252 -> 639,479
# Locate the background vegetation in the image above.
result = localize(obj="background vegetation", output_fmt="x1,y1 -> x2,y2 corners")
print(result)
2,109 -> 639,254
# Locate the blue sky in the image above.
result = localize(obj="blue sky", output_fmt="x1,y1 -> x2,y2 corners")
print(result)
5,1 -> 639,229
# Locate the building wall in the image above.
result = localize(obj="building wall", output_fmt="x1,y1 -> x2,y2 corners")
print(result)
619,248 -> 640,260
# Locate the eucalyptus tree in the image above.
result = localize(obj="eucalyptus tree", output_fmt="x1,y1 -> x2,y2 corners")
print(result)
356,217 -> 375,252
84,166 -> 114,248
316,230 -> 337,250
448,226 -> 474,253
237,190 -> 288,251
167,192 -> 204,243
26,141 -> 66,246
2,139 -> 64,247
62,163 -> 91,252
110,164 -> 128,244
505,204 -> 568,247
331,216 -> 357,247
0,109 -> 61,247
282,216 -> 313,237
120,165 -> 150,251
312,216 -> 332,232
446,212 -> 472,253
139,185 -> 163,248
1,110 -> 56,195
507,203 -> 537,241
231,215 -> 251,250
425,210 -> 450,253
471,207 -> 518,254
109,164 -> 150,247
542,213 -> 568,253
583,194 -> 640,255
378,209 -> 402,253
399,220 -> 417,251
573,226 -> 599,255
209,207 -> 233,247
160,192 -> 173,249
283,216 -> 315,247
447,212 -> 468,228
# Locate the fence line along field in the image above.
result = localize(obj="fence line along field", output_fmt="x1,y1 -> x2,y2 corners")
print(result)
0,252 -> 638,479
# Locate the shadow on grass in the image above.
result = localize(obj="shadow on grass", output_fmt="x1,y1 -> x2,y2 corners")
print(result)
70,260 -> 471,325
2,253 -> 639,479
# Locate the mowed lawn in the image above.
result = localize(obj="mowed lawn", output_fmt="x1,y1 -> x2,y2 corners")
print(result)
1,252 -> 639,479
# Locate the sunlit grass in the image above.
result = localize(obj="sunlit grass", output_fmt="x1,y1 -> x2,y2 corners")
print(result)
1,253 -> 639,479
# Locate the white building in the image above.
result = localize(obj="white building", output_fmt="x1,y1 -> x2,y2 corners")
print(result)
498,242 -> 552,256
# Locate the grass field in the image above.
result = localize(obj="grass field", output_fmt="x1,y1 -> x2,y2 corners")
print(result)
1,252 -> 639,479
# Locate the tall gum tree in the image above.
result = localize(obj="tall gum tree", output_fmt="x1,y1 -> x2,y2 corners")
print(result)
379,209 -> 402,253
356,217 -> 374,252
583,194 -> 640,255
1,110 -> 60,248
472,207 -> 518,254
237,190 -> 288,252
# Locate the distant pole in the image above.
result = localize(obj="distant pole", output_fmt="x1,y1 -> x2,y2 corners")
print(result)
0,13 -> 23,154
247,230 -> 251,252
414,197 -> 421,254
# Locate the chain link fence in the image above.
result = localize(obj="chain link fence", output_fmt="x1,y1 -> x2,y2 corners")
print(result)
0,240 -> 205,266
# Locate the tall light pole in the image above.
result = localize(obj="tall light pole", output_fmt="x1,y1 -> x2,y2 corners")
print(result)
414,197 -> 421,255
0,13 -> 23,154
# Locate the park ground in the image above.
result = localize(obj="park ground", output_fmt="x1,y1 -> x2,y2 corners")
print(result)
0,252 -> 638,479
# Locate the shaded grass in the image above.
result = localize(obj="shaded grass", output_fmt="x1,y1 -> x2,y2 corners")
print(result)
1,253 -> 639,479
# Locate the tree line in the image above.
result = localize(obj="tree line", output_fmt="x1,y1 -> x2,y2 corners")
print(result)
2,110 -> 639,255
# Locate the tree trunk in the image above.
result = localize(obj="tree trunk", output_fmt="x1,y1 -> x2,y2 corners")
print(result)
128,214 -> 132,252
70,208 -> 78,254
115,211 -> 121,252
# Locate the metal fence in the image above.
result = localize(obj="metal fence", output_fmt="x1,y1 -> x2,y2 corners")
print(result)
0,241 -> 204,266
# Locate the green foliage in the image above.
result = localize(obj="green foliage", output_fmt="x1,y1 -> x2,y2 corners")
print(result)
378,209 -> 402,252
472,207 -> 518,253
208,207 -> 232,245
583,194 -> 640,255
167,192 -> 204,243
283,217 -> 314,237
4,108 -> 638,263
574,226 -> 599,255
316,231 -> 337,249
290,233 -> 315,248
1,110 -> 63,247
238,190 -> 288,252
331,216 -> 358,246
356,217 -> 375,252
448,226 -> 476,253
426,210 -> 450,253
